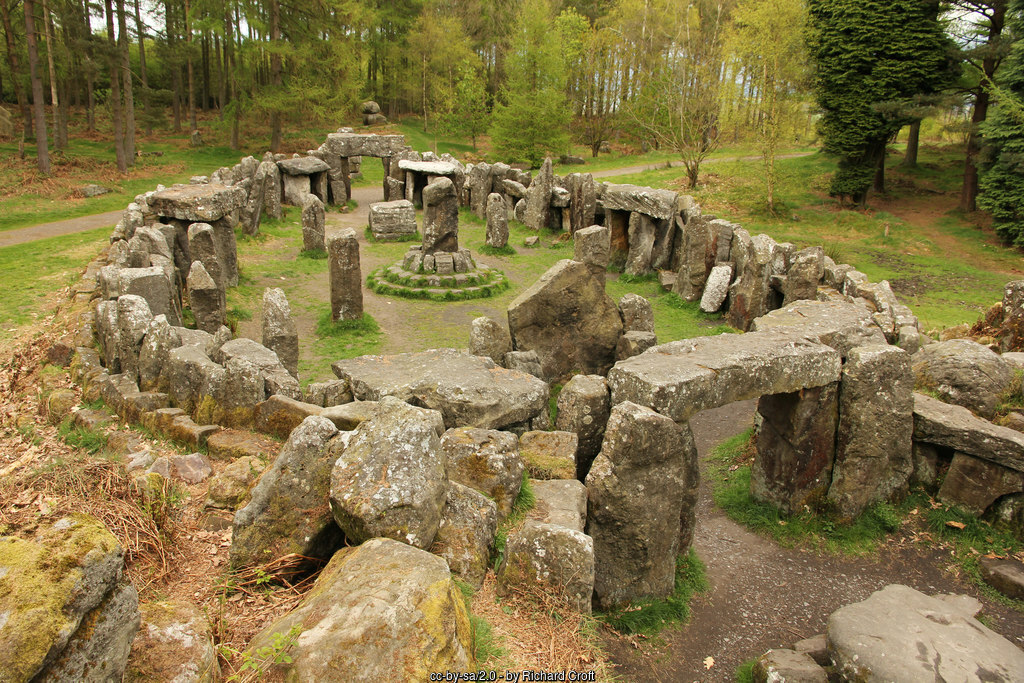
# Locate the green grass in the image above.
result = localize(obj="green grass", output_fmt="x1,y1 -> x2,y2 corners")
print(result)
57,417 -> 108,455
479,244 -> 517,256
0,226 -> 109,337
493,473 -> 536,571
709,429 -> 907,555
313,310 -> 383,361
735,658 -> 758,683
921,500 -> 1024,610
598,549 -> 709,636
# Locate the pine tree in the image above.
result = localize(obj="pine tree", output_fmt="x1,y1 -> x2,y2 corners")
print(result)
978,1 -> 1024,245
489,0 -> 570,167
807,0 -> 955,204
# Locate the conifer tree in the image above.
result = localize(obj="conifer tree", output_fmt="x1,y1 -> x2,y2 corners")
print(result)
978,1 -> 1024,245
807,0 -> 955,204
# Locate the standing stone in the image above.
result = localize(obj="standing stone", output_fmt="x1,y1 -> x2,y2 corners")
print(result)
699,264 -> 733,313
187,223 -> 225,292
485,193 -> 509,248
555,374 -> 611,479
566,172 -> 597,235
469,316 -> 512,364
116,294 -> 153,382
210,218 -> 239,287
429,482 -> 498,589
301,194 -> 326,252
328,229 -> 363,322
782,246 -> 825,305
442,427 -> 524,522
523,158 -> 553,231
586,401 -> 699,610
187,261 -> 224,334
507,259 -> 624,383
1000,280 -> 1024,350
422,177 -> 459,254
330,397 -> 449,549
828,345 -> 914,519
240,163 -> 268,236
625,212 -> 656,276
468,162 -> 492,218
262,288 -> 299,379
727,230 -> 777,331
751,383 -> 839,514
673,216 -> 713,301
619,293 -> 655,332
574,225 -> 611,282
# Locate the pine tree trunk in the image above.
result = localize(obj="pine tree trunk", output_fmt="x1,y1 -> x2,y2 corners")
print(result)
2,0 -> 33,137
23,0 -> 49,173
960,0 -> 1006,213
40,0 -> 61,150
104,0 -> 127,172
134,0 -> 150,135
78,0 -> 94,132
903,120 -> 920,167
166,0 -> 181,132
117,0 -> 135,163
269,0 -> 283,152
185,0 -> 196,132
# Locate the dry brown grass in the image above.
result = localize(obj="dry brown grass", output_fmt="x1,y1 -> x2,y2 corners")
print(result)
471,574 -> 613,677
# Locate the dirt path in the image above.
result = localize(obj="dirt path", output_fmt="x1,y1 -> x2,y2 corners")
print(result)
589,152 -> 815,179
601,400 -> 1024,682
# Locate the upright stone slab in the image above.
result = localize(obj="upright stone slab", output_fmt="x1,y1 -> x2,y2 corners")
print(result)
566,172 -> 597,235
301,194 -> 326,252
262,287 -> 299,379
523,158 -> 553,231
586,401 -> 699,610
555,374 -> 611,479
468,162 -> 492,218
507,259 -> 624,383
619,293 -> 655,332
187,223 -> 225,292
116,294 -> 153,382
485,192 -> 509,248
699,264 -> 733,313
422,177 -> 459,254
240,163 -> 268,236
574,225 -> 611,282
751,383 -> 839,514
782,246 -> 825,305
727,229 -> 776,331
625,212 -> 656,276
260,160 -> 283,220
328,229 -> 363,322
673,216 -> 713,301
211,218 -> 239,287
469,316 -> 512,364
186,261 -> 224,333
1000,280 -> 1024,350
828,345 -> 914,519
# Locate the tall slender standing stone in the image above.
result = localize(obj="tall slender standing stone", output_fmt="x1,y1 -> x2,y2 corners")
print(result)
523,158 -> 553,231
422,177 -> 459,254
328,229 -> 363,322
262,287 -> 300,378
301,194 -> 326,252
187,223 -> 225,292
260,160 -> 283,220
485,193 -> 509,248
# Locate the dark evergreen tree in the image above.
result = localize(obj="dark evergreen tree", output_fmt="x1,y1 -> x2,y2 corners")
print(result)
978,1 -> 1024,245
807,0 -> 955,204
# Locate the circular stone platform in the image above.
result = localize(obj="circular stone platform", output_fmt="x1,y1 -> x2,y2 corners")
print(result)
367,247 -> 508,301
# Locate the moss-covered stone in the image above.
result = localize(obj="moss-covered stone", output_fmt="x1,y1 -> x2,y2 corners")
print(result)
124,600 -> 219,683
0,514 -> 124,682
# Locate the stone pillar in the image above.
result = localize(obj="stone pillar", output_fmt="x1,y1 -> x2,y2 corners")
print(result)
625,212 -> 656,276
751,383 -> 839,514
828,345 -> 914,519
585,401 -> 698,610
554,374 -> 610,479
485,193 -> 509,248
187,223 -> 225,292
523,158 -> 553,231
328,229 -> 363,322
187,261 -> 225,334
301,194 -> 326,252
260,161 -> 283,220
422,177 -> 459,254
573,225 -> 610,284
262,287 -> 299,379
210,216 -> 239,287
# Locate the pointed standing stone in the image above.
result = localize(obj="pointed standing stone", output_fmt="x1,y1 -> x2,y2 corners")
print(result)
187,223 -> 225,292
485,193 -> 509,248
301,194 -> 326,252
328,229 -> 363,322
262,288 -> 299,379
